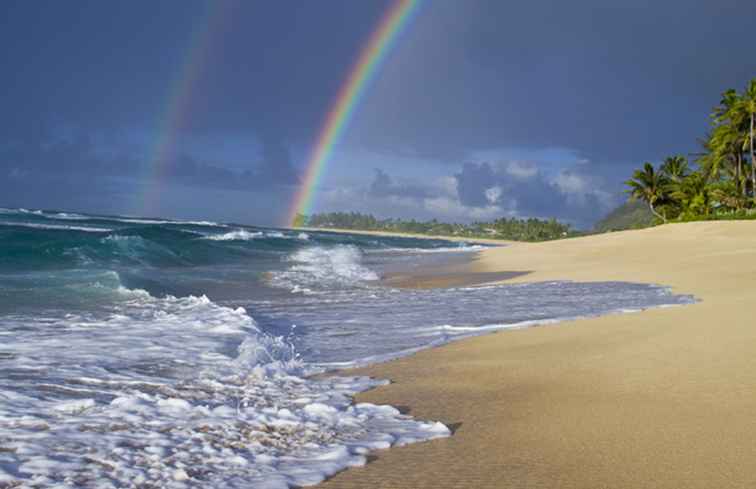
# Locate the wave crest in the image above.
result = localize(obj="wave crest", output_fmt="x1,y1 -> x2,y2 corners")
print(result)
270,245 -> 379,293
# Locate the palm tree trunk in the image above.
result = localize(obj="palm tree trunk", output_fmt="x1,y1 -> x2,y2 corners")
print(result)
649,202 -> 666,223
736,153 -> 742,197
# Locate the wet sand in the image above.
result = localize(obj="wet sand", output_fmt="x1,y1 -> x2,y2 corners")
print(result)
382,270 -> 529,289
319,221 -> 756,489
381,249 -> 528,288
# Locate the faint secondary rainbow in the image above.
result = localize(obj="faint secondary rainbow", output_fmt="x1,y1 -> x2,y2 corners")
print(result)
140,2 -> 226,215
286,0 -> 421,226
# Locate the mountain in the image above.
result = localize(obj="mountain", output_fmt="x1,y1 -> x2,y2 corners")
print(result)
594,200 -> 655,232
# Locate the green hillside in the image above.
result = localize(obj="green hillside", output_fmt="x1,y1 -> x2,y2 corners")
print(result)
594,200 -> 655,232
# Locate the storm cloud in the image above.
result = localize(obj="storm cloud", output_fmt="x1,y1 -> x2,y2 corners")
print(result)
1,0 -> 754,225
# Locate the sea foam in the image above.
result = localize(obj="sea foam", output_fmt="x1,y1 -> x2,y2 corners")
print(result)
269,245 -> 379,294
0,286 -> 449,488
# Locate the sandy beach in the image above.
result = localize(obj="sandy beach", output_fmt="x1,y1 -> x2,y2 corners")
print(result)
320,221 -> 756,488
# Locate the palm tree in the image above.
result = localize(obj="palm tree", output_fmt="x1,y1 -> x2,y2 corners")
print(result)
740,79 -> 756,200
626,162 -> 670,222
712,88 -> 740,123
703,121 -> 747,198
711,84 -> 755,199
671,171 -> 711,216
660,155 -> 689,182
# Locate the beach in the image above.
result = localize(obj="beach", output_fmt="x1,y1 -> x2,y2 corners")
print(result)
321,220 -> 756,488
9,209 -> 664,486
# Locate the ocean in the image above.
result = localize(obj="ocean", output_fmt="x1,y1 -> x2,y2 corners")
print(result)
0,207 -> 695,487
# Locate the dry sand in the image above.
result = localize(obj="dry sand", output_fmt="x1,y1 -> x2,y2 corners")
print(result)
320,221 -> 756,489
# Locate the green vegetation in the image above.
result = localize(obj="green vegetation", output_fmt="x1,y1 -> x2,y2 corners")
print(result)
291,213 -> 307,228
625,77 -> 756,223
593,200 -> 654,232
302,211 -> 577,242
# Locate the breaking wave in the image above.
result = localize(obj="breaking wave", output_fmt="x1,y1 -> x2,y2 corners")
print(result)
269,245 -> 380,294
0,277 -> 449,487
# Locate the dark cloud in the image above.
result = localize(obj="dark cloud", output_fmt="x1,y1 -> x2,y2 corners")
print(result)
347,161 -> 616,228
368,168 -> 428,200
256,134 -> 299,185
2,0 -> 754,225
452,161 -> 614,227
454,162 -> 496,207
0,126 -> 298,191
351,0 -> 756,164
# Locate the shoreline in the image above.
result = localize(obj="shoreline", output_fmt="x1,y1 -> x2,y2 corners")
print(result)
291,226 -> 514,245
319,221 -> 756,488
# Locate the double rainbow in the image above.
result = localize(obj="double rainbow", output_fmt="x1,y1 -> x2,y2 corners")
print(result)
286,0 -> 421,226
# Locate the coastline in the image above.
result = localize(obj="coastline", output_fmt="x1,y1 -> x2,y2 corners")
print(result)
320,221 -> 756,488
292,226 -> 514,245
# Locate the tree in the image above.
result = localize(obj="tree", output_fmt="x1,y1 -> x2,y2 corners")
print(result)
671,171 -> 711,217
740,79 -> 756,200
708,84 -> 756,199
660,155 -> 689,182
625,162 -> 670,222
625,77 -> 756,223
702,118 -> 747,199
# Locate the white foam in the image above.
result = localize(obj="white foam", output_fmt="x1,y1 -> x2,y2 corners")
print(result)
0,288 -> 449,487
17,208 -> 44,215
204,229 -> 264,241
112,217 -> 226,227
0,221 -> 112,232
375,244 -> 490,254
48,212 -> 89,220
270,245 -> 379,293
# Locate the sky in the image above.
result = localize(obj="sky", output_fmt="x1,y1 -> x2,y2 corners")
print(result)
1,0 -> 754,228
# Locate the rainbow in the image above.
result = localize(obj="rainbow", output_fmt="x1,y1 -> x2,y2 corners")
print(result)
140,2 -> 226,214
286,0 -> 421,226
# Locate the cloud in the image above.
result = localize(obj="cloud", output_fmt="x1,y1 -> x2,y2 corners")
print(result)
0,125 -> 300,193
454,162 -> 496,207
450,159 -> 624,227
423,195 -> 505,222
484,186 -> 502,205
256,134 -> 299,185
504,161 -> 538,179
314,156 -> 620,228
338,157 -> 622,228
0,123 -> 304,224
368,168 -> 429,200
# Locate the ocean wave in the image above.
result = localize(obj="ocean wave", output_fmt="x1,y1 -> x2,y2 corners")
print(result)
0,284 -> 449,487
204,229 -> 264,241
113,217 -> 225,227
47,211 -> 90,220
17,208 -> 44,215
372,244 -> 490,254
0,223 -> 261,271
0,221 -> 112,232
203,229 -> 312,242
269,245 -> 380,293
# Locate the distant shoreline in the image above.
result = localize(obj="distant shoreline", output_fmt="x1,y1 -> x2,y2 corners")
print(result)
291,226 -> 513,246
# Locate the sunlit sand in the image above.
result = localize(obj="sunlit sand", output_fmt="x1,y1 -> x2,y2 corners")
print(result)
322,221 -> 756,488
